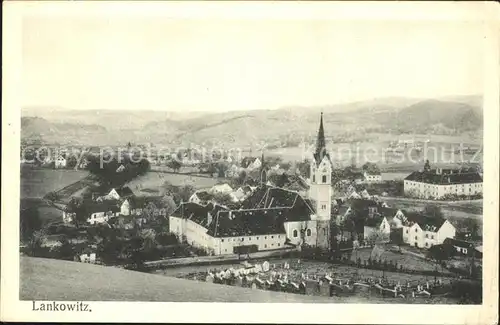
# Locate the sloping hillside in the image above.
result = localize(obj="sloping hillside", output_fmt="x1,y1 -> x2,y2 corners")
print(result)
21,95 -> 483,146
21,257 -> 340,302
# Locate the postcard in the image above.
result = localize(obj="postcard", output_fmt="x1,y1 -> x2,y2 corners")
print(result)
1,1 -> 498,323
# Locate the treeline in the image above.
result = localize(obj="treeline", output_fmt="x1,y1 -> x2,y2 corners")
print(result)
87,154 -> 150,187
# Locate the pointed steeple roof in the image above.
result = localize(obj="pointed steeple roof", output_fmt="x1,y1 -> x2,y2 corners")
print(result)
313,112 -> 330,166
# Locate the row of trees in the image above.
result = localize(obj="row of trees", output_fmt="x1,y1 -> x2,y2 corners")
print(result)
87,154 -> 150,187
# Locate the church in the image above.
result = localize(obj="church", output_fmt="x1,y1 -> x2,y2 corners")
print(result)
169,113 -> 334,255
308,112 -> 333,250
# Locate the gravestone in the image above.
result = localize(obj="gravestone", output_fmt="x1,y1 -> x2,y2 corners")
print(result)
262,261 -> 270,272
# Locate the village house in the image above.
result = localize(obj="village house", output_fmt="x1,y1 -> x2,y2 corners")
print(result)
404,166 -> 483,199
391,211 -> 456,249
62,206 -> 76,224
209,183 -> 234,195
54,155 -> 67,169
232,185 -> 254,202
97,187 -> 135,202
119,196 -> 147,216
363,215 -> 391,243
86,202 -> 120,225
363,171 -> 382,183
189,191 -> 214,206
443,238 -> 482,258
115,164 -> 126,173
78,247 -> 97,263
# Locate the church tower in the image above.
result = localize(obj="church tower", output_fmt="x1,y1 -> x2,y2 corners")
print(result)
309,112 -> 333,250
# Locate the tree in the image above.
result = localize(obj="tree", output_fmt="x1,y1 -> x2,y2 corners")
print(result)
161,182 -> 195,204
26,229 -> 47,257
20,206 -> 42,244
212,192 -> 235,207
362,162 -> 380,174
422,204 -> 444,219
296,160 -> 311,178
66,197 -> 87,228
160,195 -> 177,217
138,228 -> 157,251
167,159 -> 182,173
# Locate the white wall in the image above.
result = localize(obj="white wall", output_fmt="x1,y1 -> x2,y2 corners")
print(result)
169,216 -> 288,256
283,220 -> 318,246
404,180 -> 482,199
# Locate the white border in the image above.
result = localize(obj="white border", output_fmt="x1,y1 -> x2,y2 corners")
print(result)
2,1 -> 499,323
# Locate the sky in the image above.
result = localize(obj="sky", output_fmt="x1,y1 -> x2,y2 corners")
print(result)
22,17 -> 485,112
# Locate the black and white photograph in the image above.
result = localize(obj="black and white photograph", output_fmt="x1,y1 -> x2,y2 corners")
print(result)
2,1 -> 499,323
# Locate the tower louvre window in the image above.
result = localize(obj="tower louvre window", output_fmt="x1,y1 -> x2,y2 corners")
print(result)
322,175 -> 327,183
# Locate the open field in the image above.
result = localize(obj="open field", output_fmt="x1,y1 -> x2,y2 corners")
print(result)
126,171 -> 220,196
20,166 -> 89,199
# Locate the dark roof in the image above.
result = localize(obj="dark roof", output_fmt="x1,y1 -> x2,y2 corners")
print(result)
364,215 -> 386,228
364,170 -> 381,176
194,191 -> 213,201
405,170 -> 482,185
313,112 -> 331,166
115,187 -> 135,197
84,201 -> 120,214
379,207 -> 399,218
403,211 -> 447,232
207,209 -> 287,237
125,196 -> 148,208
443,238 -> 475,249
172,202 -> 228,229
240,186 -> 314,219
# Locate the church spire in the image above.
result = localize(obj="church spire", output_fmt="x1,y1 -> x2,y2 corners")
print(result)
313,112 -> 328,165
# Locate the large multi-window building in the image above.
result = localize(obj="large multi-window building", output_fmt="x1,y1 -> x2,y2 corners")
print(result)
404,167 -> 483,199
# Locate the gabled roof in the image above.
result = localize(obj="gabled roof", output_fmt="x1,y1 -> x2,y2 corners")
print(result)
403,211 -> 447,232
364,215 -> 387,228
207,209 -> 287,237
114,187 -> 134,197
443,238 -> 475,249
405,170 -> 482,185
194,191 -> 213,201
85,201 -> 120,214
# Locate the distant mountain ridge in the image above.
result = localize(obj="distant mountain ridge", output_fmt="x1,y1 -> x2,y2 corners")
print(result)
21,95 -> 483,146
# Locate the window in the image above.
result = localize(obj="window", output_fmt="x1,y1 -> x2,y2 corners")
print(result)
225,249 -> 227,252
406,230 -> 409,234
293,230 -> 298,237
321,204 -> 327,210
431,235 -> 434,239
306,229 -> 312,236
415,228 -> 418,232
265,236 -> 267,239
264,244 -> 267,248
249,237 -> 251,241
256,237 -> 259,240
241,238 -> 244,242
271,236 -> 274,239
222,239 -> 225,242
322,175 -> 327,183
415,236 -> 417,240
278,243 -> 280,247
313,175 -> 316,182
425,242 -> 428,247
425,234 -> 428,238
